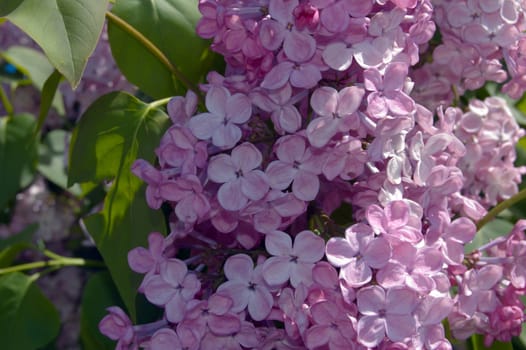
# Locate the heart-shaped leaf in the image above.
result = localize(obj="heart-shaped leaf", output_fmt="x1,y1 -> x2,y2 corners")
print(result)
69,92 -> 169,321
0,113 -> 37,210
80,272 -> 125,350
0,272 -> 60,349
1,47 -> 65,116
4,0 -> 109,87
0,0 -> 24,16
107,0 -> 222,98
0,223 -> 37,267
38,129 -> 81,195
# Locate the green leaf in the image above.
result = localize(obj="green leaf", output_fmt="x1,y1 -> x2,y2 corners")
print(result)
0,113 -> 37,210
1,46 -> 50,84
519,316 -> 526,349
38,129 -> 81,195
35,69 -> 63,133
0,223 -> 37,267
470,334 -> 514,350
107,0 -> 222,98
466,219 -> 514,253
0,272 -> 60,350
515,139 -> 526,169
68,92 -> 169,184
69,92 -> 169,321
0,61 -> 25,83
80,271 -> 124,350
4,0 -> 109,87
0,0 -> 24,16
1,46 -> 63,103
514,323 -> 526,350
0,224 -> 35,251
330,202 -> 354,227
514,95 -> 526,126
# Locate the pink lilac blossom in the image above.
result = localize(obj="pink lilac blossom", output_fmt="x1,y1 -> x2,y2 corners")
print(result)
265,134 -> 324,201
182,293 -> 242,338
188,86 -> 252,149
216,254 -> 274,321
143,259 -> 201,323
326,223 -> 391,288
262,230 -> 325,287
412,0 -> 526,109
304,299 -> 357,349
99,307 -> 137,350
207,142 -> 269,211
445,220 -> 526,344
161,175 -> 211,223
452,97 -> 526,207
306,85 -> 364,148
100,0 -> 526,349
128,232 -> 166,278
356,286 -> 419,347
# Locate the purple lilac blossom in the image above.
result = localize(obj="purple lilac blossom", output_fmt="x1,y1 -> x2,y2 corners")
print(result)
101,0 -> 526,349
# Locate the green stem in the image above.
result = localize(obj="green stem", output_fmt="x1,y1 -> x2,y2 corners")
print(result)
476,187 -> 526,231
451,84 -> 460,108
148,97 -> 171,110
29,266 -> 61,282
105,11 -> 201,98
0,257 -> 105,275
41,248 -> 64,260
0,84 -> 13,116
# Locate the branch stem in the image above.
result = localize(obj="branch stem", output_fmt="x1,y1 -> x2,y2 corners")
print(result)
477,187 -> 526,230
0,257 -> 105,275
148,97 -> 171,110
0,84 -> 13,116
105,11 -> 201,97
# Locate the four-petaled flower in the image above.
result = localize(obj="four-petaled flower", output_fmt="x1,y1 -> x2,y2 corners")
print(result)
217,254 -> 274,321
356,285 -> 418,347
143,259 -> 201,323
208,142 -> 269,211
188,86 -> 252,149
262,230 -> 325,287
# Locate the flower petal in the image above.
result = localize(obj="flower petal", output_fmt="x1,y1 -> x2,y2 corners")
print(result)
188,112 -> 223,140
223,254 -> 254,282
266,230 -> 293,255
261,61 -> 293,90
292,170 -> 319,201
357,315 -> 385,348
284,30 -> 316,62
248,287 -> 273,321
266,161 -> 297,190
226,93 -> 252,124
218,179 -> 248,211
205,86 -> 229,116
262,256 -> 290,286
385,314 -> 416,342
207,154 -> 237,183
294,230 -> 325,263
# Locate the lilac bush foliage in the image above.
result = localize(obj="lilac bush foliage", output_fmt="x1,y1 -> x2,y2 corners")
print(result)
0,21 -> 135,120
0,20 -> 135,349
101,0 -> 526,349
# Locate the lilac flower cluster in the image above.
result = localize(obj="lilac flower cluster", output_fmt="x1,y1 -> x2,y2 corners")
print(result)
100,0 -> 526,349
412,0 -> 526,109
453,97 -> 526,207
